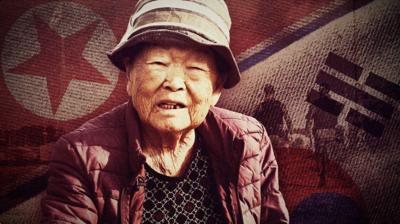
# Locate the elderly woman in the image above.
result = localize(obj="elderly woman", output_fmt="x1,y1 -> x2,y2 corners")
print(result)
42,0 -> 289,223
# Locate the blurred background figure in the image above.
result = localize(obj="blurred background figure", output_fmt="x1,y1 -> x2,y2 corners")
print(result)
254,84 -> 293,147
306,83 -> 346,187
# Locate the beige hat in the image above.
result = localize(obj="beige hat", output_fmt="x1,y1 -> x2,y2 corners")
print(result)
107,0 -> 240,88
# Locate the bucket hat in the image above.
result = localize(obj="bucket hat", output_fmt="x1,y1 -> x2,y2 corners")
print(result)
107,0 -> 240,88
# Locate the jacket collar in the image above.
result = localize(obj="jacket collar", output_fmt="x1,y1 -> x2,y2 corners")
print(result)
197,107 -> 243,184
198,106 -> 244,224
124,101 -> 243,179
124,102 -> 243,223
125,99 -> 146,181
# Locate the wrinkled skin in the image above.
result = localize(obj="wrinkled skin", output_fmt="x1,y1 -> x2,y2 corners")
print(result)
126,44 -> 222,135
125,43 -> 224,175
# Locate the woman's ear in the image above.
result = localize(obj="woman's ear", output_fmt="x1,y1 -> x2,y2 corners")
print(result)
210,88 -> 222,106
126,78 -> 132,96
124,59 -> 133,96
210,70 -> 227,106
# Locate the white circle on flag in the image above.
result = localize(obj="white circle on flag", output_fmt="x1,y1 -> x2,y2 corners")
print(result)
1,1 -> 119,121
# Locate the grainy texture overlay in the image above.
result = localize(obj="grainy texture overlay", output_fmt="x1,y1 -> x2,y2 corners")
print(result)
0,0 -> 398,223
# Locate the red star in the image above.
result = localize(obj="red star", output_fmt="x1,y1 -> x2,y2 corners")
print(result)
9,14 -> 111,115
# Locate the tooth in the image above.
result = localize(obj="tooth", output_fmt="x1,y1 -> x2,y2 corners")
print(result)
159,103 -> 184,109
164,104 -> 173,109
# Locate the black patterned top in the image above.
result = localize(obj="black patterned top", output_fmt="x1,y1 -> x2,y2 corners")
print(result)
142,143 -> 225,224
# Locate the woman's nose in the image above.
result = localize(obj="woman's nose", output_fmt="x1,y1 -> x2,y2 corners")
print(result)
162,65 -> 186,91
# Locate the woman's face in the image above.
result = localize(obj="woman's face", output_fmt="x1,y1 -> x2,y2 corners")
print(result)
126,44 -> 222,134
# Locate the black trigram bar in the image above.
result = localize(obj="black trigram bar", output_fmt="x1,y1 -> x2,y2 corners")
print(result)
316,70 -> 394,119
365,72 -> 400,101
306,89 -> 344,116
346,108 -> 384,137
325,52 -> 363,80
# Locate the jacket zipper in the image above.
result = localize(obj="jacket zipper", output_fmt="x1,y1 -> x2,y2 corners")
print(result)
119,186 -> 132,224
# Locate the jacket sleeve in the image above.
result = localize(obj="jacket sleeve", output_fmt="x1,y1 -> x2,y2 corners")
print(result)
41,137 -> 98,224
259,127 -> 289,223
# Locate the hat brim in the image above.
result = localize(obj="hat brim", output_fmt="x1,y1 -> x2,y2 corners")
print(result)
107,29 -> 240,89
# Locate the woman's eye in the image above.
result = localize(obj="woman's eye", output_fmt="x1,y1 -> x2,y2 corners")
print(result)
154,62 -> 166,66
188,66 -> 206,72
147,61 -> 167,66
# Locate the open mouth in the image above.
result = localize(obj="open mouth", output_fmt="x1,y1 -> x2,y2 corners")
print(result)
157,102 -> 186,110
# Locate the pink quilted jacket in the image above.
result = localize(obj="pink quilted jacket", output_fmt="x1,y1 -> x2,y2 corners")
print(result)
41,101 -> 289,223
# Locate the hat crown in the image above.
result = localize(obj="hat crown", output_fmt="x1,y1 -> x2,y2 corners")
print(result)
134,0 -> 232,26
107,0 -> 241,89
128,0 -> 232,44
